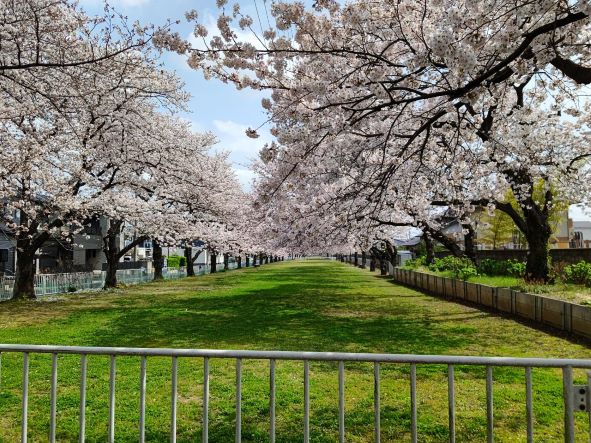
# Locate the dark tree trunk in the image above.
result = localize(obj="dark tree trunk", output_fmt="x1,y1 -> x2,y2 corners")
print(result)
265,256 -> 269,264
153,239 -> 164,281
237,256 -> 242,269
246,255 -> 250,267
354,251 -> 358,266
463,224 -> 477,263
101,220 -> 148,289
361,251 -> 367,269
259,253 -> 263,265
12,244 -> 36,300
525,228 -> 551,282
425,234 -> 435,265
103,220 -> 124,289
104,250 -> 119,289
223,253 -> 229,271
495,178 -> 553,283
369,256 -> 376,271
380,259 -> 387,275
12,213 -> 52,300
384,240 -> 397,269
185,246 -> 195,277
211,253 -> 217,273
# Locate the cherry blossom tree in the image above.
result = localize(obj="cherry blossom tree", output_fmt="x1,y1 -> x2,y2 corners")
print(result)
182,0 -> 591,281
1,1 -> 188,298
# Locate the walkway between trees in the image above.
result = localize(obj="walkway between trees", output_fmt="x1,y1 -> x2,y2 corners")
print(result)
0,259 -> 589,441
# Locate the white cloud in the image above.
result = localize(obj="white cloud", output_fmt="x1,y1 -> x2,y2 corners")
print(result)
570,204 -> 591,221
212,119 -> 271,164
234,168 -> 256,190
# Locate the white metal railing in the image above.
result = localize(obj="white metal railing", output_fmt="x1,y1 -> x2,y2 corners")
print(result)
0,256 -> 277,300
0,344 -> 590,442
0,267 -> 188,300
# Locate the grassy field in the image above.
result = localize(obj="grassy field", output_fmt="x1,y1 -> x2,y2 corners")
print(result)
409,265 -> 591,305
0,259 -> 590,442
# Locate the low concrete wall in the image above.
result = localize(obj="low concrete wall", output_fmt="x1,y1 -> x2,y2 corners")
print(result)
389,267 -> 591,342
434,248 -> 591,265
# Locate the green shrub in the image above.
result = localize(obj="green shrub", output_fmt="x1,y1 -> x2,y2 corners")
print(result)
563,261 -> 591,286
429,256 -> 477,281
404,256 -> 425,269
179,256 -> 187,267
477,259 -> 525,277
167,255 -> 183,268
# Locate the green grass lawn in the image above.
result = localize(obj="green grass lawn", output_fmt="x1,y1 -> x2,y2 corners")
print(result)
410,265 -> 591,305
0,259 -> 590,442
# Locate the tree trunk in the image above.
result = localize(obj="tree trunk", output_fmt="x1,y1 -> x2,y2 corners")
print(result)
153,240 -> 164,280
104,250 -> 119,289
354,251 -> 358,266
12,244 -> 36,300
361,251 -> 367,268
246,256 -> 250,267
211,253 -> 217,273
495,179 -> 553,282
384,240 -> 396,265
185,246 -> 195,277
223,253 -> 229,271
12,212 -> 53,300
425,234 -> 435,265
237,255 -> 242,269
259,253 -> 263,265
101,220 -> 147,289
525,228 -> 551,282
369,256 -> 376,271
380,259 -> 387,276
463,224 -> 477,263
103,220 -> 124,289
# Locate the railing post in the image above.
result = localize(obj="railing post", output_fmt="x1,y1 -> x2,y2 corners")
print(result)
171,357 -> 178,443
108,356 -> 116,442
410,363 -> 417,443
525,367 -> 533,443
338,361 -> 345,443
448,365 -> 455,443
203,357 -> 209,443
139,356 -> 147,443
50,353 -> 58,443
236,358 -> 242,443
304,360 -> 310,443
79,354 -> 87,443
374,362 -> 380,443
563,366 -> 574,443
270,359 -> 276,443
486,366 -> 494,443
21,352 -> 29,443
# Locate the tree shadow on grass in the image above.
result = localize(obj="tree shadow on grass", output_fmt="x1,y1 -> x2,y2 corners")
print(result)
84,281 -> 476,356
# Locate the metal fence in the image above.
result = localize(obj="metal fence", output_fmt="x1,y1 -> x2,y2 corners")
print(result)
0,344 -> 590,442
0,257 -> 276,301
0,267 -> 188,300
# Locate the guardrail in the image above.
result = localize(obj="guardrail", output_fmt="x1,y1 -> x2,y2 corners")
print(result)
1,344 -> 590,442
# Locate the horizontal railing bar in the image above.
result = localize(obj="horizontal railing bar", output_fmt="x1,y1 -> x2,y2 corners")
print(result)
0,345 -> 590,367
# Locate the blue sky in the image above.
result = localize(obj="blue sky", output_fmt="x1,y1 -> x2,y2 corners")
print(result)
80,0 -> 273,189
